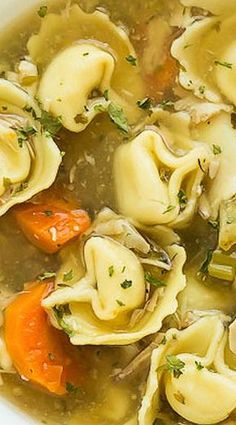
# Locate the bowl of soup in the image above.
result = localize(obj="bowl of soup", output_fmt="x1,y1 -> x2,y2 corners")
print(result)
1,1 -> 236,425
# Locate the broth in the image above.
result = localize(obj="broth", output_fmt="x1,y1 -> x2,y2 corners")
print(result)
0,1 -> 235,425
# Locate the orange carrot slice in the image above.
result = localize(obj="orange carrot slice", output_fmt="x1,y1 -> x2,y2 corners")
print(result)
13,200 -> 91,254
5,282 -> 85,395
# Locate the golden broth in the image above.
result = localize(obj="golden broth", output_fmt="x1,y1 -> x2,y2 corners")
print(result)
0,1 -> 235,425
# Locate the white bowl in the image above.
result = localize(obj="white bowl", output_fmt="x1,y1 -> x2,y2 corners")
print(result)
0,3 -> 42,424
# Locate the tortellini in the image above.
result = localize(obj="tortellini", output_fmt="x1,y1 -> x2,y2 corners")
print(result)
194,112 -> 236,221
28,4 -> 144,132
114,109 -> 212,228
0,78 -> 61,216
172,0 -> 236,106
43,209 -> 186,345
139,315 -> 236,425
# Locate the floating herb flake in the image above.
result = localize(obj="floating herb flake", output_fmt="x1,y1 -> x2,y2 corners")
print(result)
145,272 -> 166,288
137,97 -> 152,110
212,144 -> 222,155
39,110 -> 62,137
108,265 -> 114,277
125,55 -> 137,66
178,190 -> 188,210
66,382 -> 81,395
120,279 -> 132,289
108,102 -> 129,133
116,299 -> 125,307
200,250 -> 213,274
38,5 -> 48,18
214,60 -> 232,69
195,361 -> 204,371
163,204 -> 175,214
63,269 -> 73,282
166,355 -> 185,378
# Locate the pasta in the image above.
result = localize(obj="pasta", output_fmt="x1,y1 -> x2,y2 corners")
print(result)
43,209 -> 186,345
0,78 -> 61,216
139,315 -> 236,425
172,1 -> 236,106
114,110 -> 212,228
28,4 -> 144,132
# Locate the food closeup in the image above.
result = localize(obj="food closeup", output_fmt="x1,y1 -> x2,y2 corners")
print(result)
1,1 -> 236,425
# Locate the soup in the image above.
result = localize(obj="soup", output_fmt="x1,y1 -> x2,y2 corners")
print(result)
0,1 -> 236,425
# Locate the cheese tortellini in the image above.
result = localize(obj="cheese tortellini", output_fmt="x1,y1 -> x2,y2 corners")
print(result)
114,109 -> 211,228
139,315 -> 236,425
28,5 -> 144,132
172,0 -> 236,106
43,209 -> 186,345
0,78 -> 61,216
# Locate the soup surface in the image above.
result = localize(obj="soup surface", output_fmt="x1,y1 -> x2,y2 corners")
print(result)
0,1 -> 236,425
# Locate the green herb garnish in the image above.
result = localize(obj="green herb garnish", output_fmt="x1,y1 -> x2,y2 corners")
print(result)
120,279 -> 132,289
108,102 -> 129,133
212,144 -> 222,155
178,189 -> 188,210
103,90 -> 109,101
39,110 -> 62,137
109,265 -> 114,277
166,355 -> 185,378
208,218 -> 219,230
137,97 -> 152,110
3,177 -> 11,190
200,250 -> 213,274
214,60 -> 232,69
15,126 -> 37,148
37,5 -> 48,18
63,270 -> 73,282
163,204 -> 175,214
125,55 -> 137,66
199,85 -> 206,95
66,382 -> 81,395
145,272 -> 166,288
44,210 -> 53,217
195,361 -> 204,371
116,299 -> 125,307
159,100 -> 174,110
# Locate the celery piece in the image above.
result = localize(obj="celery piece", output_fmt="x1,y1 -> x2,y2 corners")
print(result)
211,250 -> 236,268
208,263 -> 235,282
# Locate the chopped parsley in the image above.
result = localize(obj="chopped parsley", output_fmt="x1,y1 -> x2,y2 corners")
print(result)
53,305 -> 74,337
178,189 -> 188,210
66,382 -> 81,395
120,279 -> 132,289
200,250 -> 213,274
15,126 -> 37,148
137,97 -> 152,110
38,271 -> 56,281
108,102 -> 129,133
159,99 -> 174,110
3,177 -> 11,190
199,85 -> 206,95
14,182 -> 28,194
163,204 -> 175,214
195,360 -> 204,371
44,210 -> 53,217
125,55 -> 137,66
103,89 -> 109,101
214,60 -> 232,69
116,299 -> 125,307
37,5 -> 48,18
108,265 -> 114,277
63,269 -> 73,282
212,144 -> 222,155
161,335 -> 167,345
39,110 -> 62,137
144,272 -> 166,288
166,355 -> 185,378
121,266 -> 126,273
208,218 -> 219,230
83,52 -> 89,56
94,104 -> 106,113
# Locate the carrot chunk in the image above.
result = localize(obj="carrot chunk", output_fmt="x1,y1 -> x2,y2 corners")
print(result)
5,282 -> 85,395
13,200 -> 91,254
